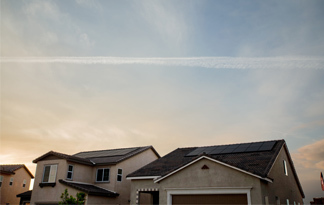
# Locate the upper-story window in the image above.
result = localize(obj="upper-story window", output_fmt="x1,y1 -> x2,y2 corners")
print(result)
23,179 -> 27,187
67,165 -> 74,180
9,177 -> 13,186
117,168 -> 122,182
96,168 -> 109,182
42,164 -> 58,183
0,175 -> 3,187
283,160 -> 288,176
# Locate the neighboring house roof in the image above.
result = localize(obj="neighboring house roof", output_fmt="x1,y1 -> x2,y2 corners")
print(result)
33,151 -> 94,165
17,190 -> 32,198
33,146 -> 160,166
127,140 -> 304,197
59,179 -> 119,197
0,164 -> 34,178
73,146 -> 160,165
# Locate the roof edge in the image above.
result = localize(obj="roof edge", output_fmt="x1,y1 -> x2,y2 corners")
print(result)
33,151 -> 93,166
154,155 -> 273,183
126,176 -> 160,180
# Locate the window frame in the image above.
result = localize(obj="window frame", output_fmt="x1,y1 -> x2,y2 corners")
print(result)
9,177 -> 13,186
117,168 -> 123,182
283,160 -> 288,176
42,164 -> 58,183
66,165 -> 74,180
96,168 -> 110,182
0,175 -> 3,187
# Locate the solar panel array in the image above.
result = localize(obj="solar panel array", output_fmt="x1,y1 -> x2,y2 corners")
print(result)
74,147 -> 137,158
186,141 -> 277,157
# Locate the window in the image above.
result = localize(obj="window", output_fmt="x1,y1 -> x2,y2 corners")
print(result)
23,179 -> 26,187
96,168 -> 109,182
286,199 -> 289,205
42,165 -> 58,183
0,175 -> 3,187
283,160 -> 288,176
117,169 -> 122,182
9,177 -> 13,186
67,165 -> 74,180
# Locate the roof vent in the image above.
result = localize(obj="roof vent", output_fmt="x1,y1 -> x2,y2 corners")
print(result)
201,165 -> 209,169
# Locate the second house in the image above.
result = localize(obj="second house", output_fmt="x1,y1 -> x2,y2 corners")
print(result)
30,146 -> 160,205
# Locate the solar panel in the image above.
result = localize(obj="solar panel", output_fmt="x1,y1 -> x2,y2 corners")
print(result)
245,142 -> 263,152
233,144 -> 250,153
186,147 -> 206,156
258,141 -> 276,151
75,147 -> 137,158
220,145 -> 239,154
209,146 -> 228,155
203,146 -> 218,154
185,141 -> 277,157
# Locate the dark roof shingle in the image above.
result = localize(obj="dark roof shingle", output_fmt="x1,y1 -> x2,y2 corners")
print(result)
33,146 -> 160,166
59,180 -> 119,197
0,164 -> 34,178
127,140 -> 285,179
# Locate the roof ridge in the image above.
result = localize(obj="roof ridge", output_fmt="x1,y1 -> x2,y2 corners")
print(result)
74,145 -> 151,155
183,139 -> 283,149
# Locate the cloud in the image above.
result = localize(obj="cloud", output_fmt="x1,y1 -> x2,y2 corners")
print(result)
136,1 -> 188,46
75,0 -> 102,11
292,139 -> 324,169
295,139 -> 324,161
1,56 -> 323,69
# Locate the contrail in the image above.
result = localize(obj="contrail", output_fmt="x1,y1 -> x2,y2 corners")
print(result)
1,56 -> 323,69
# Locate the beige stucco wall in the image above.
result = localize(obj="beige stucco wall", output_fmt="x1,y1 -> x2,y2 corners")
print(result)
130,158 -> 264,205
30,158 -> 70,204
94,148 -> 159,205
0,168 -> 32,205
262,146 -> 304,205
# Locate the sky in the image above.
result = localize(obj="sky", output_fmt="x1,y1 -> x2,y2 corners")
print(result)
1,0 -> 324,203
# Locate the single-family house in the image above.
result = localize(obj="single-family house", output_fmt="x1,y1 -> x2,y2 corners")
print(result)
30,146 -> 160,205
0,164 -> 34,205
127,140 -> 304,205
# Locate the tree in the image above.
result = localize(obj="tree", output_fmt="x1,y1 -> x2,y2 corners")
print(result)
59,188 -> 85,205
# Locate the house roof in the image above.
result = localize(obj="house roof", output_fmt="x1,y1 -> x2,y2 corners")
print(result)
0,164 -> 34,178
127,139 -> 304,198
127,140 -> 284,179
59,179 -> 119,197
33,146 -> 160,166
17,190 -> 32,198
73,146 -> 160,165
33,151 -> 94,165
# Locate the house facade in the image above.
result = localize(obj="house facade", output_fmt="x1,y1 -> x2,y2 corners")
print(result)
127,140 -> 304,205
30,146 -> 160,205
0,164 -> 34,205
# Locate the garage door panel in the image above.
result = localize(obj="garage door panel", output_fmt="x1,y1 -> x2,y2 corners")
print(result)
172,194 -> 248,205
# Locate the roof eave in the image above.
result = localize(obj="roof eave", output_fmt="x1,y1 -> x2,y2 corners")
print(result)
153,155 -> 273,184
126,176 -> 160,180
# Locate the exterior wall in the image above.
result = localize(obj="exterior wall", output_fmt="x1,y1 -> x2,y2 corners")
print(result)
0,168 -> 32,205
262,147 -> 304,205
95,148 -> 159,205
130,158 -> 264,205
68,162 -> 93,183
30,158 -> 69,204
86,195 -> 118,205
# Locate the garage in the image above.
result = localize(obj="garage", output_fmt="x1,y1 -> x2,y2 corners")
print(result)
172,194 -> 248,205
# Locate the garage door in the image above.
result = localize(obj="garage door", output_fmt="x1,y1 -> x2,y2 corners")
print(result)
172,194 -> 248,205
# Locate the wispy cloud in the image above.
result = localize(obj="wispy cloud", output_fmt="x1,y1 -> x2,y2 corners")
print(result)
1,56 -> 323,69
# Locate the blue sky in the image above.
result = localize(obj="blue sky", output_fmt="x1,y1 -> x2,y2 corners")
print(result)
1,0 -> 324,203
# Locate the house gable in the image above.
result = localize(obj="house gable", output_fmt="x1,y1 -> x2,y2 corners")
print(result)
154,156 -> 272,184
